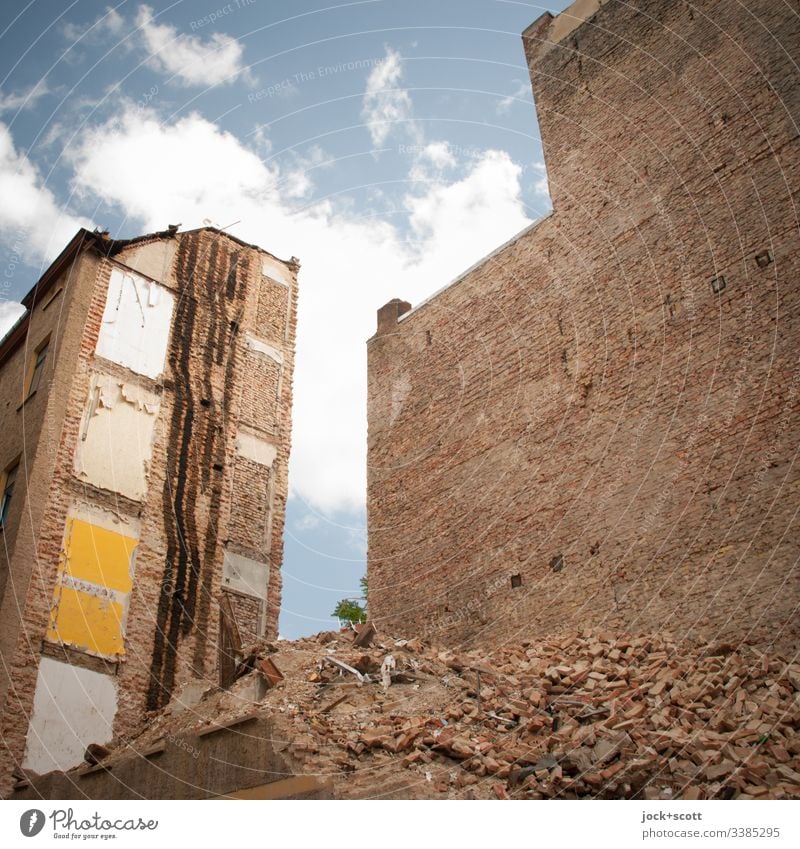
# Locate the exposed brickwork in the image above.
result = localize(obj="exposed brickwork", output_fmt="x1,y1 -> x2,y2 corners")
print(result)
368,0 -> 800,653
257,278 -> 289,345
229,457 -> 271,557
0,227 -> 298,794
241,353 -> 281,434
225,590 -> 264,645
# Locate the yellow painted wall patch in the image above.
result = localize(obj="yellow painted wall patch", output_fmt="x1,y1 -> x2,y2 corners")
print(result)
60,518 -> 136,593
46,587 -> 125,657
47,517 -> 138,660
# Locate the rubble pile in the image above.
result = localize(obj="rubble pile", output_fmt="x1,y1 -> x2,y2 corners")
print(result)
122,628 -> 800,800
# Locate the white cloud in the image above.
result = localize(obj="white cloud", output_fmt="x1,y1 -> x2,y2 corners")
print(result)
69,109 -> 278,220
529,161 -> 550,196
62,6 -> 125,45
278,145 -> 333,200
0,124 -> 92,264
65,107 -> 533,513
136,4 -> 249,87
497,79 -> 533,114
406,149 -> 528,250
420,142 -> 456,170
361,48 -> 419,148
0,79 -> 52,115
294,513 -> 321,532
408,141 -> 460,183
0,301 -> 25,340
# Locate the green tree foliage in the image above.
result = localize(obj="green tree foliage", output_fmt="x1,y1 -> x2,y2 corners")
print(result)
332,575 -> 368,624
332,598 -> 367,624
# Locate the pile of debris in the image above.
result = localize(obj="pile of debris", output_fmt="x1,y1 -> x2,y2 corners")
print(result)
123,627 -> 800,800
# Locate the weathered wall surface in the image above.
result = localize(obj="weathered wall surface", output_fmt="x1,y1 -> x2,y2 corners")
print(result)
0,243 -> 104,726
368,0 -> 800,652
0,228 -> 298,794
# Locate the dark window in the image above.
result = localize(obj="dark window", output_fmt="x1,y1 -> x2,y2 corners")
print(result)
0,461 -> 19,526
27,339 -> 49,397
755,250 -> 773,268
710,275 -> 726,295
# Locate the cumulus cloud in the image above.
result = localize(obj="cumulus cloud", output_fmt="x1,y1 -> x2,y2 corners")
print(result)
529,161 -> 550,197
420,142 -> 457,170
361,48 -> 419,148
496,79 -> 533,114
70,110 -> 277,219
407,150 -> 527,239
408,141 -> 460,183
0,124 -> 92,264
0,79 -> 52,115
0,301 -> 26,340
64,107 -> 532,513
62,6 -> 125,46
136,4 -> 249,87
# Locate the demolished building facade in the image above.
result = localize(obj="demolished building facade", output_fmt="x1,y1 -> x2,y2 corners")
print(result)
0,226 -> 298,790
368,0 -> 800,651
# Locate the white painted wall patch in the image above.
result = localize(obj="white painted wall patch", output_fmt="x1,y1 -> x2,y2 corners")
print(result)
235,429 -> 278,467
261,256 -> 292,287
22,658 -> 117,775
96,268 -> 174,378
245,333 -> 284,364
222,550 -> 269,600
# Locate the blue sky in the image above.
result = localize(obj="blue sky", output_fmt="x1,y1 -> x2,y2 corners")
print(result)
0,0 -> 572,638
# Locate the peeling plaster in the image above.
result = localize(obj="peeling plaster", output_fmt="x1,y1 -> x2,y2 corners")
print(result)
245,333 -> 284,364
261,256 -> 292,287
75,374 -> 160,501
22,658 -> 117,775
96,268 -> 174,378
235,429 -> 278,467
222,550 -> 269,600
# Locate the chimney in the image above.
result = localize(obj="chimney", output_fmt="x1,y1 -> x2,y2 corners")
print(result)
375,299 -> 412,335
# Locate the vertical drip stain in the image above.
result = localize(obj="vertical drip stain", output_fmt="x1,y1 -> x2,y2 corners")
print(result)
192,251 -> 249,674
148,232 -> 249,709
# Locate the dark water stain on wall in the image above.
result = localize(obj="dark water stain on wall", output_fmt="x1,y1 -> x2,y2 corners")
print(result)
147,232 -> 249,711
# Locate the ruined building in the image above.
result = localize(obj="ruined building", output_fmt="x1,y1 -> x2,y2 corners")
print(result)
368,0 -> 800,651
0,226 -> 298,787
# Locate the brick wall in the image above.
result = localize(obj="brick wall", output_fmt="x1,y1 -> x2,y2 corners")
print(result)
367,0 -> 800,653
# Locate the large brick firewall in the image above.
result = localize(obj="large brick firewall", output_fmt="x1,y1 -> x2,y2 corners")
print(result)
367,0 -> 800,652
